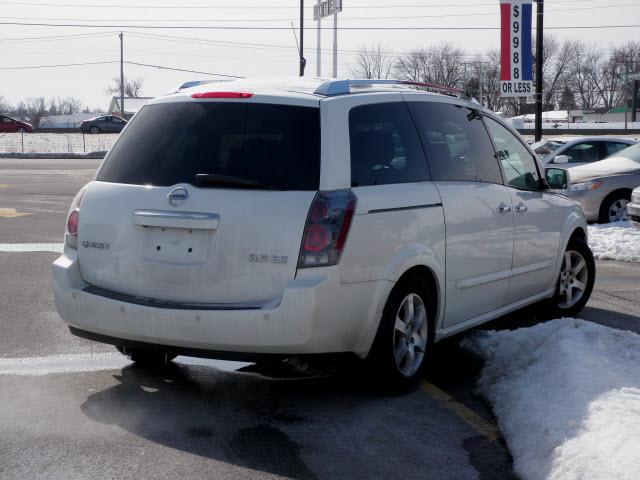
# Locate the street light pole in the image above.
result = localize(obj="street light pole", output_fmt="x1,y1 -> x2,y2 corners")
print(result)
534,0 -> 544,142
299,0 -> 306,76
119,32 -> 124,118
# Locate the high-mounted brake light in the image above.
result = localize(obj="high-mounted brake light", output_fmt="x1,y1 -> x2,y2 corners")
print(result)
65,188 -> 86,249
298,190 -> 357,269
191,92 -> 254,99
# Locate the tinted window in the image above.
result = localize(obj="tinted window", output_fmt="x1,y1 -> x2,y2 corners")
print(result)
406,102 -> 502,184
349,102 -> 429,187
605,142 -> 631,157
561,142 -> 600,163
98,102 -> 320,190
484,117 -> 541,191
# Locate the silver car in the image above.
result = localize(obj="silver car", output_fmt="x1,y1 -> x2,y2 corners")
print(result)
533,136 -> 637,167
567,142 -> 640,223
627,187 -> 640,227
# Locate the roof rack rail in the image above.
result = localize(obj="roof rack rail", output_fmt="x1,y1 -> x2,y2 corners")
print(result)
314,79 -> 467,98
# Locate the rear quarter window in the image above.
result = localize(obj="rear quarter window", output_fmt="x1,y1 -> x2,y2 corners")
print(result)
97,102 -> 321,190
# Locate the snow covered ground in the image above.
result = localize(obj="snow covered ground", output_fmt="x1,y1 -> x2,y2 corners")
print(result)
588,221 -> 640,262
464,319 -> 640,480
0,132 -> 117,154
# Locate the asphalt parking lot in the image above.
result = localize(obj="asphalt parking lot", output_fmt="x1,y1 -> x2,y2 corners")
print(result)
1,158 -> 639,480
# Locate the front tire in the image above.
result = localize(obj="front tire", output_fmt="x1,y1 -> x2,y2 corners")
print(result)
89,126 -> 100,134
599,191 -> 631,223
366,274 -> 435,391
17,127 -> 26,133
548,238 -> 595,317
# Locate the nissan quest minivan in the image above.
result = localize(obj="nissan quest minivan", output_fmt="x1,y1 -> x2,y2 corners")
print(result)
53,78 -> 595,389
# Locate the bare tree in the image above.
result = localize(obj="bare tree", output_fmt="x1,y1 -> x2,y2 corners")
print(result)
394,42 -> 466,88
106,76 -> 144,98
0,95 -> 10,113
58,96 -> 83,115
24,97 -> 46,126
349,44 -> 395,79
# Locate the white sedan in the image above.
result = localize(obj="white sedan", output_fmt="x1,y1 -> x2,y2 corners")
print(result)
533,136 -> 637,167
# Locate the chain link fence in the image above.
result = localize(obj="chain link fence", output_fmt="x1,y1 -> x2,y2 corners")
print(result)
0,133 -> 119,154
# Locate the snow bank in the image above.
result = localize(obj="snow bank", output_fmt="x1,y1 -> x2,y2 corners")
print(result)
464,319 -> 640,480
588,221 -> 640,262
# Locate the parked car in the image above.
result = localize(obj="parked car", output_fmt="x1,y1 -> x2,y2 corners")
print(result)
79,115 -> 127,134
567,142 -> 640,223
628,187 -> 640,227
53,78 -> 595,390
532,136 -> 637,167
0,115 -> 33,133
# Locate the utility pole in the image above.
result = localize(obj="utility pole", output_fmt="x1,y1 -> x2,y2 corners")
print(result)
299,0 -> 306,76
534,0 -> 544,142
119,32 -> 124,119
332,1 -> 338,78
625,63 -> 629,131
316,0 -> 321,77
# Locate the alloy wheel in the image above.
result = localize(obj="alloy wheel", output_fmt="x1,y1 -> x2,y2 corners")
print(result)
608,199 -> 629,222
393,293 -> 428,377
558,250 -> 589,309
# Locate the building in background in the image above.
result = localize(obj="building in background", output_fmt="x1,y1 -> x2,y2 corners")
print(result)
108,97 -> 152,119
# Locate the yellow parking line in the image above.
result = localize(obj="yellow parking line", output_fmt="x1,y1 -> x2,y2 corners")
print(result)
0,208 -> 31,218
420,380 -> 500,442
0,183 -> 10,188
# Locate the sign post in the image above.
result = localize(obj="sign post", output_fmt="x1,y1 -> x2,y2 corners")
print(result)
499,0 -> 534,98
314,0 -> 342,78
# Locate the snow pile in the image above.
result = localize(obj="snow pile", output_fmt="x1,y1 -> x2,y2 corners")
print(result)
464,319 -> 640,480
588,221 -> 640,262
0,132 -> 118,154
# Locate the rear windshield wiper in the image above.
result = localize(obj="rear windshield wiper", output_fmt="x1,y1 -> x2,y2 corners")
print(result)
195,173 -> 280,190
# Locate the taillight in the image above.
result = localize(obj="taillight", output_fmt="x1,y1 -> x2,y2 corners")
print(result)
65,188 -> 86,249
298,190 -> 357,268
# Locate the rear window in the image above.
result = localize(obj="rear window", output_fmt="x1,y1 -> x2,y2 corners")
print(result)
97,102 -> 321,190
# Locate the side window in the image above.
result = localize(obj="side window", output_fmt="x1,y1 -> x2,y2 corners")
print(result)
605,142 -> 631,157
349,102 -> 429,187
406,101 -> 502,184
2,117 -> 13,123
561,142 -> 599,163
484,117 -> 541,191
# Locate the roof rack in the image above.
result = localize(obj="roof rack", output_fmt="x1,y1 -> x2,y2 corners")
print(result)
314,79 -> 467,99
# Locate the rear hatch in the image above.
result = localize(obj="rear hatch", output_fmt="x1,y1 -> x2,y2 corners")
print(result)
78,98 -> 320,305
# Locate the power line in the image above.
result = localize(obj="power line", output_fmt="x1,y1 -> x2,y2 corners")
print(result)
0,58 -> 244,78
5,2 -> 639,23
0,0 -> 614,8
1,20 -> 639,30
0,60 -> 117,69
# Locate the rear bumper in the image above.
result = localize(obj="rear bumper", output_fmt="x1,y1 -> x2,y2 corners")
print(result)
53,249 -> 390,359
628,202 -> 640,227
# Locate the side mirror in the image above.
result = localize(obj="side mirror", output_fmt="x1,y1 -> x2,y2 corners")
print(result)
545,167 -> 569,190
554,154 -> 570,164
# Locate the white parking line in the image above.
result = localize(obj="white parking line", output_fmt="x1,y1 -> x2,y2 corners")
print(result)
0,243 -> 63,253
0,352 -> 250,376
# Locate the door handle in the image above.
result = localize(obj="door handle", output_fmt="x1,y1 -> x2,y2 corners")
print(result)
496,203 -> 512,213
515,203 -> 527,213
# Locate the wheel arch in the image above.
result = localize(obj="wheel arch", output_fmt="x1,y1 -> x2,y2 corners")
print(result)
598,188 -> 633,222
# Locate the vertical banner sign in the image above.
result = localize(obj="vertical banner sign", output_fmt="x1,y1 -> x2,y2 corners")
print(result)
500,0 -> 533,97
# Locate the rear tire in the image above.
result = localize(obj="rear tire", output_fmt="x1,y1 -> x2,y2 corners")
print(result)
366,274 -> 435,392
116,346 -> 176,368
546,238 -> 595,317
598,191 -> 631,223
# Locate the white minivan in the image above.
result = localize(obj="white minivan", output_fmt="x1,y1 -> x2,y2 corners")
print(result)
53,78 -> 595,389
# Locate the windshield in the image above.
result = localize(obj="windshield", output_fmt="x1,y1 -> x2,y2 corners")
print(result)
610,142 -> 640,162
532,139 -> 565,157
97,101 -> 321,190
